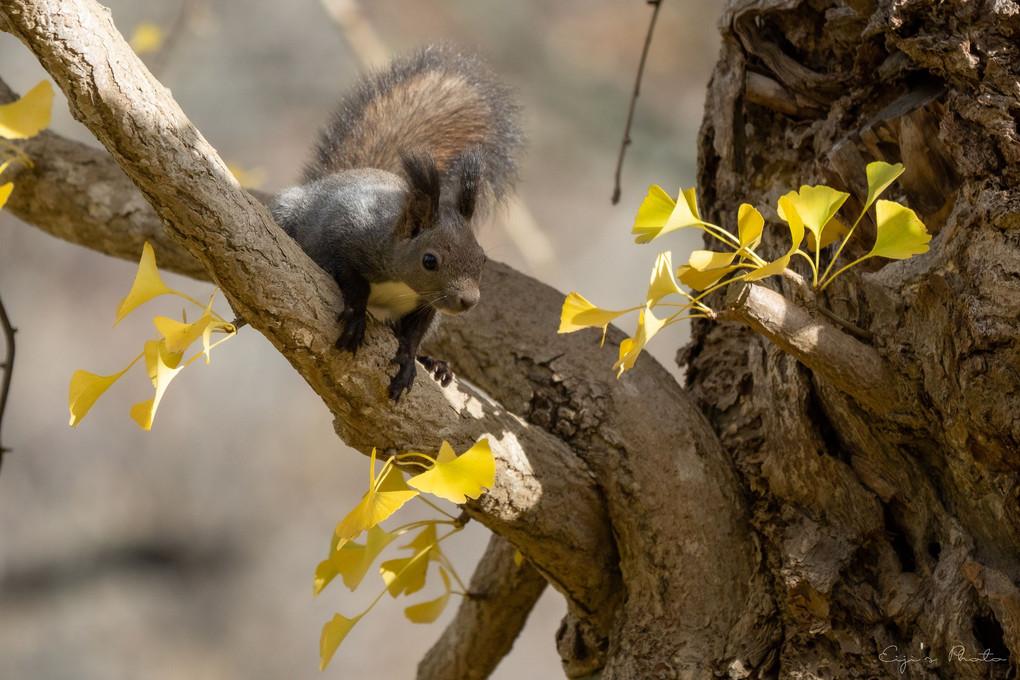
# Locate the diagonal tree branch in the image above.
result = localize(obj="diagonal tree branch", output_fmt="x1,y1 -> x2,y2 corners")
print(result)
0,0 -> 619,621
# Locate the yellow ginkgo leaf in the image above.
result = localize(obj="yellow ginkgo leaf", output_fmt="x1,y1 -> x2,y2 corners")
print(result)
867,200 -> 931,260
744,219 -> 805,282
314,525 -> 396,596
676,263 -> 740,291
128,22 -> 165,54
154,310 -> 215,357
193,293 -> 236,364
406,439 -> 495,504
400,522 -> 441,558
737,203 -> 764,250
380,544 -> 433,598
319,612 -> 364,670
0,81 -> 53,140
688,249 -> 737,271
646,251 -> 685,305
804,217 -> 849,252
404,568 -> 452,624
631,185 -> 676,244
130,339 -> 183,430
68,356 -> 141,427
313,557 -> 341,598
864,161 -> 905,212
778,185 -> 849,253
613,307 -> 666,376
633,185 -> 705,243
115,242 -> 175,324
558,292 -> 629,342
0,182 -> 12,211
334,450 -> 419,544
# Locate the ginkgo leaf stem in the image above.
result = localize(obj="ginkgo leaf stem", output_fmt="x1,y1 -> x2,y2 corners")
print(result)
736,246 -> 768,267
179,330 -> 236,367
167,289 -> 208,310
371,451 -> 386,488
395,451 -> 438,467
388,519 -> 456,537
687,270 -> 752,309
700,222 -> 741,249
0,139 -> 33,167
435,550 -> 469,594
663,312 -> 708,326
819,255 -> 870,292
819,207 -> 868,287
792,249 -> 818,283
415,494 -> 461,521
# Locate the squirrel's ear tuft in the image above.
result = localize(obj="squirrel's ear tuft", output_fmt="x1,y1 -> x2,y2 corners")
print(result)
400,149 -> 441,237
453,150 -> 485,220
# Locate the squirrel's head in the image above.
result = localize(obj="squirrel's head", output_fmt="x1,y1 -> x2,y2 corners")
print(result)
393,149 -> 486,315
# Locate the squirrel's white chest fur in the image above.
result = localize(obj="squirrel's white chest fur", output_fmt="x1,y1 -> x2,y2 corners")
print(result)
368,281 -> 421,321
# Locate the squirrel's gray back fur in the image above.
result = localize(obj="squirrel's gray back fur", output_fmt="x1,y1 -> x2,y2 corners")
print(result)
304,43 -> 522,212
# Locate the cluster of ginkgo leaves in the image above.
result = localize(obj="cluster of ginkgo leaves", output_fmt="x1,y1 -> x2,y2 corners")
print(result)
68,242 -> 236,430
315,439 -> 496,670
559,161 -> 932,375
0,80 -> 54,229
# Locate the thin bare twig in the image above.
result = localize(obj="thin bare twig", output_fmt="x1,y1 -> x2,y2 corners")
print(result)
318,0 -> 389,70
0,294 -> 15,466
148,0 -> 194,78
611,0 -> 663,205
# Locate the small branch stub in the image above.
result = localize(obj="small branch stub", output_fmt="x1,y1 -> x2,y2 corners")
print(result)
723,280 -> 907,413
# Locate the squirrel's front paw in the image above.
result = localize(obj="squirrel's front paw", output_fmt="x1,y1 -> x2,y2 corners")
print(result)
336,305 -> 367,354
417,355 -> 453,387
387,354 -> 417,402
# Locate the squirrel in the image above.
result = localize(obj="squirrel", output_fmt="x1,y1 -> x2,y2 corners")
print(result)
272,44 -> 522,401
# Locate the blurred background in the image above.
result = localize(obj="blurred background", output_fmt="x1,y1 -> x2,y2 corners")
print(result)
0,1 -> 723,677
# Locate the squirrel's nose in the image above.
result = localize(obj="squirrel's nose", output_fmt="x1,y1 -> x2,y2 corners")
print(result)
458,289 -> 480,311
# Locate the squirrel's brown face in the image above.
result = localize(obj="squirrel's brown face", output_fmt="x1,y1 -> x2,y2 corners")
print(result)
394,149 -> 486,315
394,207 -> 484,315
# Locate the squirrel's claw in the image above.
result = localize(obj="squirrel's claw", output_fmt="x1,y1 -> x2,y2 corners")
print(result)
417,355 -> 453,387
335,305 -> 367,355
388,354 -> 417,401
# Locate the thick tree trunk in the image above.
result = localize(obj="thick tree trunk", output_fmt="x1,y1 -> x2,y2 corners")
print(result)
687,1 -> 1020,677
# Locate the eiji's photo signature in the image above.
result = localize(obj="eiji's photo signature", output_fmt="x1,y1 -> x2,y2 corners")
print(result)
880,643 -> 1009,674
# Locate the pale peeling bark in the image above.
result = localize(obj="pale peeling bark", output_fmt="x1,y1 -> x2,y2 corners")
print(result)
1,1 -> 763,677
686,0 -> 1020,677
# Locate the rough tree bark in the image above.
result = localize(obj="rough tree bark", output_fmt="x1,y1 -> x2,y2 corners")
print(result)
684,0 -> 1020,677
1,0 -> 1018,678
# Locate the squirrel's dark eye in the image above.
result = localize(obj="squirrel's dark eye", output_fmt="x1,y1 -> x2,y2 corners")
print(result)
422,253 -> 438,271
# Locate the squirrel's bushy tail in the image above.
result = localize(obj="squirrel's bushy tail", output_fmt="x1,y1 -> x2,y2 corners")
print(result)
305,44 -> 522,212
